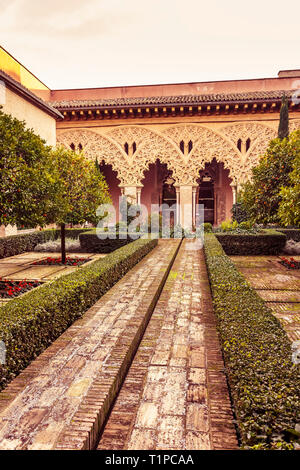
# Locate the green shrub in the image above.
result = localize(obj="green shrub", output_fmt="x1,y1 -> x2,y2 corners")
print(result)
232,202 -> 249,223
204,234 -> 300,449
276,228 -> 300,242
0,237 -> 157,390
238,220 -> 253,230
220,220 -> 238,232
215,229 -> 286,255
79,229 -> 141,253
203,223 -> 213,233
0,228 -> 92,259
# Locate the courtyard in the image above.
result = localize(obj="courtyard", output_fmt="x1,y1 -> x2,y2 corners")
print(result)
0,1 -> 300,455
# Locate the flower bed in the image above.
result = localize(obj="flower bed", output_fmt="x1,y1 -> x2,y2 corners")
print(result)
32,256 -> 91,267
0,279 -> 42,298
279,257 -> 300,270
0,237 -> 157,391
204,233 -> 300,449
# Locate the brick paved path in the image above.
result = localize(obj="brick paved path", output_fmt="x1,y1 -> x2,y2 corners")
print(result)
231,255 -> 300,341
0,240 -> 179,450
98,240 -> 238,450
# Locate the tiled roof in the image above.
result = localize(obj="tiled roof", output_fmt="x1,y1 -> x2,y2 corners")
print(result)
0,69 -> 63,119
50,89 -> 295,109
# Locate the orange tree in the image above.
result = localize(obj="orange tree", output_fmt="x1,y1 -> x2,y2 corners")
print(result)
240,130 -> 300,224
48,147 -> 111,262
278,144 -> 300,226
0,109 -> 56,228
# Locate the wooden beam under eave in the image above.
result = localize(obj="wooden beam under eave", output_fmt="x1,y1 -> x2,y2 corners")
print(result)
243,104 -> 248,113
224,104 -> 230,114
87,110 -> 95,120
129,108 -> 135,118
215,105 -> 220,115
112,109 -> 118,119
120,109 -> 127,118
171,106 -> 176,116
188,106 -> 193,116
154,107 -> 159,117
162,107 -> 167,116
145,107 -> 151,117
137,108 -> 143,118
206,105 -> 211,115
233,104 -> 239,114
95,109 -> 103,119
197,106 -> 202,115
79,110 -> 87,120
71,110 -> 79,120
104,109 -> 111,119
261,103 -> 267,113
179,106 -> 184,116
251,103 -> 258,113
63,111 -> 71,121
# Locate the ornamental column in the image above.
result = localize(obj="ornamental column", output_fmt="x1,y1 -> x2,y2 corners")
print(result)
179,184 -> 193,230
230,182 -> 238,205
192,186 -> 197,228
175,185 -> 180,225
120,185 -> 138,205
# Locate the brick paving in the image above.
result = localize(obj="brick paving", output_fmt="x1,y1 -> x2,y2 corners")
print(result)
98,239 -> 238,450
0,240 -> 179,450
231,255 -> 300,341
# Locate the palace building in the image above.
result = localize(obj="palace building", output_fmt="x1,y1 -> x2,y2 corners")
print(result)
1,46 -> 300,229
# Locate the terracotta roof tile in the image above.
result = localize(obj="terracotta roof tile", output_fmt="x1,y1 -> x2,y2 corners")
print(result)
50,89 -> 295,110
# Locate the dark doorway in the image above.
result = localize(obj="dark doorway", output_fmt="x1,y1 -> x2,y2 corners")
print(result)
198,174 -> 214,224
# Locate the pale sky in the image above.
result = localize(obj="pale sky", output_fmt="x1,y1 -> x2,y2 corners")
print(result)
1,0 -> 300,90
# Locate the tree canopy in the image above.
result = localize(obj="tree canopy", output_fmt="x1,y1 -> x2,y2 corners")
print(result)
0,109 -> 55,228
240,130 -> 300,224
0,109 -> 112,260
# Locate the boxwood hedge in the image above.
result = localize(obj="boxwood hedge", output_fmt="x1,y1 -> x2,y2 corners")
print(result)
0,237 -> 157,390
215,229 -> 286,255
204,234 -> 300,449
0,228 -> 91,259
79,229 -> 140,253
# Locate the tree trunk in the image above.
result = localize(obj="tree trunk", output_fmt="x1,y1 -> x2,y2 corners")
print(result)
61,223 -> 66,264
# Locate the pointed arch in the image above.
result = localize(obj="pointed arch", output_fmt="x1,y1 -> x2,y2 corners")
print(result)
57,129 -> 132,185
163,124 -> 243,184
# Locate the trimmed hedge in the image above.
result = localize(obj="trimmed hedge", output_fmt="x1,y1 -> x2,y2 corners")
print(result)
276,228 -> 300,242
0,237 -> 157,390
0,228 -> 91,259
215,229 -> 286,255
79,229 -> 141,253
204,234 -> 300,449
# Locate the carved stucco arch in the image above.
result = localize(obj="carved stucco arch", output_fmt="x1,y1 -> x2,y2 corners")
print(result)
163,124 -> 243,184
57,129 -> 134,185
221,122 -> 278,181
107,125 -> 186,184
